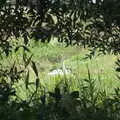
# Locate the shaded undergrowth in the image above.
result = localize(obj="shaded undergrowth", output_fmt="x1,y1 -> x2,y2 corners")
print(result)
0,67 -> 120,120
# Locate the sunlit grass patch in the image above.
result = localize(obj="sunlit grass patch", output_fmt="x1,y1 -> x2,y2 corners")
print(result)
0,41 -> 120,99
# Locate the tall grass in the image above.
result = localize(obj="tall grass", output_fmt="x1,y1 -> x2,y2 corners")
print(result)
1,41 -> 120,96
0,41 -> 120,119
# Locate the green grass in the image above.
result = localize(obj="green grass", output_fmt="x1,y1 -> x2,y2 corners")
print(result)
1,41 -> 120,99
29,42 -> 120,93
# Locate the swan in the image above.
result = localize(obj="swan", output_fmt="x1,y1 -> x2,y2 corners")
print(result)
48,61 -> 71,76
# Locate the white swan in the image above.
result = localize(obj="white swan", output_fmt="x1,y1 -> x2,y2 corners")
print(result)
48,61 -> 71,76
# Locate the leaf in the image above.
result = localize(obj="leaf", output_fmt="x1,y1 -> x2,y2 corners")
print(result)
10,61 -> 16,73
25,70 -> 29,89
47,13 -> 54,24
116,67 -> 120,72
40,95 -> 46,105
15,45 -> 30,53
87,65 -> 91,80
23,33 -> 29,45
55,87 -> 61,96
31,61 -> 38,77
15,46 -> 20,53
23,52 -> 27,63
22,46 -> 30,52
70,91 -> 79,98
49,87 -> 61,101
35,77 -> 39,90
25,54 -> 33,68
84,78 -> 90,83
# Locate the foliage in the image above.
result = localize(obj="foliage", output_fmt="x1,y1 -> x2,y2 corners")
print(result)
29,0 -> 120,54
0,0 -> 120,54
0,0 -> 120,120
0,0 -> 6,8
0,65 -> 120,120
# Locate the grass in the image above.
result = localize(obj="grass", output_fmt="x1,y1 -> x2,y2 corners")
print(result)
1,40 -> 120,99
29,42 -> 120,93
0,40 -> 120,120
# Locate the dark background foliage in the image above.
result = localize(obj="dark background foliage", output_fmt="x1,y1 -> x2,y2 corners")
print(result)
0,0 -> 120,54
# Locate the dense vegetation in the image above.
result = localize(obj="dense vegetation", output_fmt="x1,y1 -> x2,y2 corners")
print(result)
0,0 -> 120,120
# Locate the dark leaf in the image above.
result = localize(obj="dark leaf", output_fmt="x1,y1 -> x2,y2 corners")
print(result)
70,91 -> 79,98
40,95 -> 46,105
116,67 -> 120,72
36,78 -> 40,90
23,33 -> 29,45
15,46 -> 20,53
22,46 -> 30,52
31,61 -> 38,77
25,70 -> 29,89
25,54 -> 33,68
